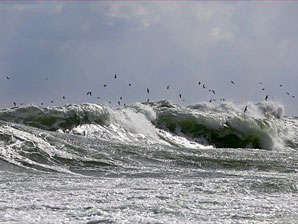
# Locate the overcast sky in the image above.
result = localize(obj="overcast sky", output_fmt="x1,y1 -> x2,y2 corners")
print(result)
0,1 -> 298,115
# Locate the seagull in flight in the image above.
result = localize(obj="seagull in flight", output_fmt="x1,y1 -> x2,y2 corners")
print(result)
244,106 -> 248,113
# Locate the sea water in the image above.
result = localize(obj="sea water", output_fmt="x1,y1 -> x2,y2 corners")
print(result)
0,100 -> 297,223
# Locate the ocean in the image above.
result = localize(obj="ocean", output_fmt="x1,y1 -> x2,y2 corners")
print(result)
0,100 -> 297,223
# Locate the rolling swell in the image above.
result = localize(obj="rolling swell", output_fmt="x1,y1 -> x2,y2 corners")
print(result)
0,104 -> 109,131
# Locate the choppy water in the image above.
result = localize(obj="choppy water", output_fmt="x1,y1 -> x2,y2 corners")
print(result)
0,100 -> 297,223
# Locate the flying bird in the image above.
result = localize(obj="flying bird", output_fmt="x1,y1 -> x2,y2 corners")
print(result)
166,85 -> 170,90
179,94 -> 182,98
209,99 -> 216,103
128,83 -> 132,86
104,84 -> 107,87
265,95 -> 269,101
114,74 -> 117,79
198,81 -> 201,85
6,76 -> 10,80
231,81 -> 235,84
147,88 -> 150,94
244,106 -> 248,113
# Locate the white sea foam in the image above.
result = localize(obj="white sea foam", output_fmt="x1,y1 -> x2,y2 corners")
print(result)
0,100 -> 296,152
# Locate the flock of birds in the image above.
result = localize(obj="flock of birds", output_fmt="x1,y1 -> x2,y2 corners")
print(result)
2,74 -> 296,114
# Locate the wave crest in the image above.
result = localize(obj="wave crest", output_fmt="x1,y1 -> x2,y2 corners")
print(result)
0,101 -> 294,150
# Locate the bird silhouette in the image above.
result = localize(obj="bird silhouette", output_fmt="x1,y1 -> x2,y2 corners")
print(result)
244,106 -> 248,113
147,88 -> 150,94
265,95 -> 269,101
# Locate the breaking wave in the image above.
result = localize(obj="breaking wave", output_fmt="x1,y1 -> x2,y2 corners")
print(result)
0,100 -> 292,148
0,100 -> 296,173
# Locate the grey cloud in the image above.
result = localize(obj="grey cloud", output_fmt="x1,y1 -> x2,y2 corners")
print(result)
0,2 -> 298,114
